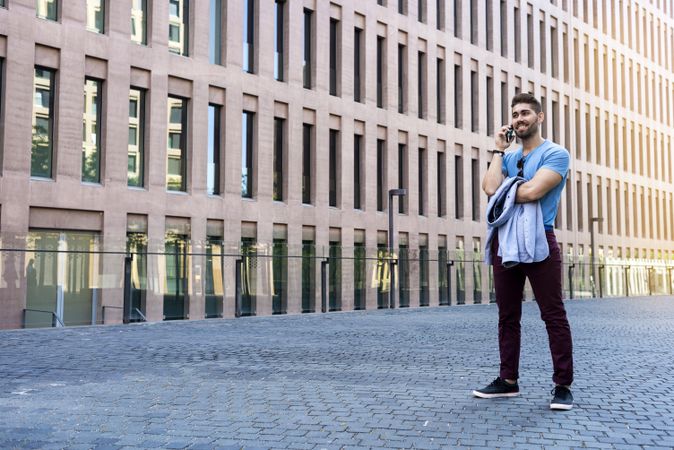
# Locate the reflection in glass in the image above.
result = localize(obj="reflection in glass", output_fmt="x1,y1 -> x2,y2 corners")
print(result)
128,88 -> 145,187
86,0 -> 105,33
168,0 -> 188,56
243,0 -> 255,72
205,236 -> 224,318
301,240 -> 315,313
273,118 -> 284,201
241,111 -> 254,197
241,237 -> 257,316
131,0 -> 147,45
420,245 -> 429,306
32,68 -> 55,178
272,239 -> 287,314
398,244 -> 410,307
438,246 -> 449,305
82,78 -> 102,183
207,105 -> 221,195
274,0 -> 285,80
472,238 -> 482,303
209,0 -> 223,64
164,233 -> 188,320
36,0 -> 58,21
329,243 -> 342,311
456,240 -> 465,304
25,231 -> 99,328
376,244 -> 388,309
127,232 -> 147,321
353,243 -> 366,310
167,97 -> 187,191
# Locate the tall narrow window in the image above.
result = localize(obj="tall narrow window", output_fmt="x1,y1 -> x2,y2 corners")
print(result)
455,155 -> 464,219
398,144 -> 408,213
454,0 -> 462,38
376,36 -> 385,107
470,69 -> 478,132
354,134 -> 363,210
354,240 -> 366,309
354,27 -> 363,103
398,44 -> 406,113
243,0 -> 255,73
31,67 -> 56,179
551,25 -> 559,78
514,7 -> 521,62
418,51 -> 426,119
168,0 -> 189,56
418,147 -> 426,215
273,118 -> 284,201
470,0 -> 478,45
471,157 -> 480,221
398,0 -> 406,15
437,151 -> 446,217
329,130 -> 339,207
539,19 -> 546,73
419,242 -> 429,306
128,88 -> 145,188
274,0 -> 285,80
86,0 -> 105,33
436,57 -> 445,124
82,78 -> 102,183
486,75 -> 493,136
207,104 -> 221,195
500,0 -> 508,57
527,11 -> 534,68
167,97 -> 187,192
437,0 -> 445,30
36,0 -> 58,21
241,111 -> 254,198
302,124 -> 313,204
486,0 -> 493,51
377,139 -> 386,211
210,0 -> 224,65
330,19 -> 340,96
418,0 -> 426,22
303,9 -> 313,89
131,0 -> 147,45
454,63 -> 463,128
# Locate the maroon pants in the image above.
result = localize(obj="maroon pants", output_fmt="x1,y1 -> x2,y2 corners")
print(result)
491,232 -> 574,386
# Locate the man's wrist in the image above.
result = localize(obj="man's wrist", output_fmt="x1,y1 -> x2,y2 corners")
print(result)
490,150 -> 505,156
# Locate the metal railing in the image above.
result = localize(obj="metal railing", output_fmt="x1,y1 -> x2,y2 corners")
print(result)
3,244 -> 673,329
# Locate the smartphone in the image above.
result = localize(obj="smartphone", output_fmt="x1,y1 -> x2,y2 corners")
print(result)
505,126 -> 515,143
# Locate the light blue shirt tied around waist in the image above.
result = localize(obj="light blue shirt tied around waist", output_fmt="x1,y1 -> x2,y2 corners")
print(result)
484,176 -> 549,268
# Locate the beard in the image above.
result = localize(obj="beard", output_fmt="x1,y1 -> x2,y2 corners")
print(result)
515,121 -> 539,140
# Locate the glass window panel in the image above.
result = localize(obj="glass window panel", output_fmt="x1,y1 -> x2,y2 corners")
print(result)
131,0 -> 147,45
207,104 -> 221,195
36,0 -> 58,21
209,0 -> 223,65
32,68 -> 55,178
168,0 -> 188,56
82,78 -> 102,183
167,97 -> 187,191
86,0 -> 105,33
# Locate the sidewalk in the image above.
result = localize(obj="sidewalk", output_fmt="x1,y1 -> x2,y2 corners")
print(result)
1,296 -> 673,450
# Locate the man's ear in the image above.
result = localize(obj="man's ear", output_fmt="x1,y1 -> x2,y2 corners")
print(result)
537,111 -> 545,123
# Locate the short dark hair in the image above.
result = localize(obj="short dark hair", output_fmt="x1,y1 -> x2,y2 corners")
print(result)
511,93 -> 542,114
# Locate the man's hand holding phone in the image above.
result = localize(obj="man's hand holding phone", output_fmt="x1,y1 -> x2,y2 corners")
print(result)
495,125 -> 515,151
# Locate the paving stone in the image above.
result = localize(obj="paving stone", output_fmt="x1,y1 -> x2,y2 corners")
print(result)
0,297 -> 672,449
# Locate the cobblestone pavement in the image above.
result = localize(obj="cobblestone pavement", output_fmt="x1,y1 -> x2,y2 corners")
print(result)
1,296 -> 673,450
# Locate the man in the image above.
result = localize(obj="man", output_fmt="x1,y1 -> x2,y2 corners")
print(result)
475,93 -> 574,410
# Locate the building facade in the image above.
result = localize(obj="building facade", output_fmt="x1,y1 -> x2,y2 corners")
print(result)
0,0 -> 673,328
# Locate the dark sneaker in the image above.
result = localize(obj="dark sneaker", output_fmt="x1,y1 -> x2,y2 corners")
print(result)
472,377 -> 519,398
550,385 -> 573,410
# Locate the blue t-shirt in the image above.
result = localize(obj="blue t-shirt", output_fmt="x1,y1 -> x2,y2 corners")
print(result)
501,140 -> 570,227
